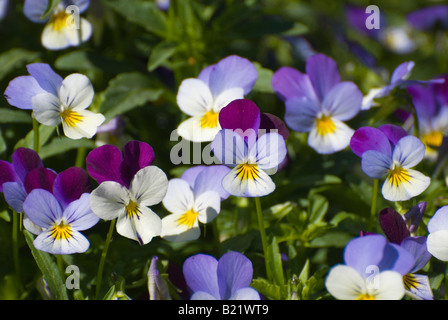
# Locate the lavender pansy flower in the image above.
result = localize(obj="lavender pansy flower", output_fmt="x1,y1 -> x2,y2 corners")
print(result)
4,63 -> 105,140
147,256 -> 171,300
160,165 -> 230,242
325,234 -> 415,300
23,190 -> 99,254
211,99 -> 287,197
176,55 -> 257,142
88,141 -> 168,245
183,251 -> 260,300
407,5 -> 448,31
24,0 -> 92,50
350,124 -> 430,201
379,207 -> 433,300
427,206 -> 448,262
272,53 -> 363,154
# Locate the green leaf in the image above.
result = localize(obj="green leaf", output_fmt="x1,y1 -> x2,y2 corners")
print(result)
0,48 -> 40,82
0,108 -> 32,124
23,231 -> 69,300
251,278 -> 281,300
14,125 -> 55,151
147,41 -> 178,72
253,62 -> 274,94
265,236 -> 284,286
308,193 -> 328,223
99,72 -> 164,121
39,137 -> 96,160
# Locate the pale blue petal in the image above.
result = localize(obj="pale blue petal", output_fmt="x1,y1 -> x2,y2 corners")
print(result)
4,76 -> 45,110
3,182 -> 27,213
24,0 -> 49,23
361,150 -> 391,179
428,206 -> 448,234
26,63 -> 63,96
63,193 -> 99,231
217,251 -> 254,299
392,136 -> 425,168
183,254 -> 220,299
284,96 -> 319,133
23,189 -> 62,228
321,81 -> 362,121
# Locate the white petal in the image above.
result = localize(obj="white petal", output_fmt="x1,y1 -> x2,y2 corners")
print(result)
34,229 -> 90,254
190,291 -> 217,300
382,169 -> 430,202
177,79 -> 213,116
162,179 -> 195,215
308,118 -> 354,154
211,129 -> 248,166
222,164 -> 275,197
229,288 -> 260,300
90,181 -> 129,220
427,230 -> 448,262
249,132 -> 287,171
370,271 -> 405,300
41,17 -> 91,50
177,116 -> 220,142
212,87 -> 244,112
130,166 -> 168,207
116,205 -> 162,245
59,73 -> 94,111
32,92 -> 61,126
63,17 -> 92,46
160,213 -> 201,242
194,191 -> 220,224
61,109 -> 105,140
325,265 -> 366,300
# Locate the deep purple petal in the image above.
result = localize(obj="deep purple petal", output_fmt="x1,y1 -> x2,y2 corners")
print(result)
4,76 -> 46,110
344,234 -> 387,277
23,0 -> 49,23
0,160 -> 19,192
26,63 -> 63,96
218,99 -> 260,133
217,251 -> 254,299
272,66 -> 317,102
350,127 -> 392,157
346,5 -> 382,38
24,168 -> 57,194
379,208 -> 410,244
305,54 -> 341,102
408,84 -> 437,123
86,144 -> 124,185
378,124 -> 409,148
12,148 -> 43,183
23,189 -> 62,228
259,113 -> 290,140
400,236 -> 431,273
119,141 -> 155,188
53,167 -> 91,209
208,55 -> 257,96
407,5 -> 448,30
378,242 -> 415,275
183,254 -> 220,299
404,202 -> 426,234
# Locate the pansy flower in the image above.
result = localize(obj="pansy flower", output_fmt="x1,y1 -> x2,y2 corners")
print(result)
272,53 -> 363,154
211,99 -> 287,197
427,206 -> 448,262
87,141 -> 168,245
407,5 -> 448,31
325,234 -> 415,300
23,0 -> 92,50
23,190 -> 99,254
350,124 -> 430,201
176,55 -> 257,142
4,63 -> 105,140
160,165 -> 230,242
406,76 -> 448,158
379,207 -> 433,300
182,251 -> 260,300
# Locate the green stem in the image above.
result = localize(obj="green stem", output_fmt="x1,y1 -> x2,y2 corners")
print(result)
369,179 -> 379,231
212,218 -> 221,256
12,211 -> 23,294
96,219 -> 116,299
32,117 -> 40,154
75,147 -> 87,168
254,197 -> 270,279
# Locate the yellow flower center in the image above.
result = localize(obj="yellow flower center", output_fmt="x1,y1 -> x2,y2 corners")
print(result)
235,163 -> 260,181
200,111 -> 219,128
356,293 -> 375,300
61,109 -> 83,127
50,221 -> 72,240
421,131 -> 443,149
126,200 -> 141,219
315,115 -> 336,136
178,209 -> 199,228
387,165 -> 411,187
403,274 -> 420,291
51,10 -> 71,32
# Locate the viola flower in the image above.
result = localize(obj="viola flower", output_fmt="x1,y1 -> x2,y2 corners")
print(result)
160,165 -> 230,242
23,190 -> 99,254
4,63 -> 105,140
147,256 -> 171,300
176,55 -> 257,142
427,206 -> 448,262
407,5 -> 448,31
23,0 -> 92,50
379,207 -> 433,300
87,141 -> 168,245
183,251 -> 260,300
407,76 -> 448,158
325,234 -> 415,300
350,124 -> 430,202
272,53 -> 363,154
211,100 -> 287,197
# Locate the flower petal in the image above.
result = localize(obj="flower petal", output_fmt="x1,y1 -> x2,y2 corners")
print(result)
212,87 -> 244,113
306,54 -> 341,102
222,164 -> 275,197
361,150 -> 391,179
4,76 -> 45,110
120,141 -> 155,188
86,144 -> 124,185
24,167 -> 57,194
59,73 -> 94,110
34,228 -> 90,254
217,251 -> 254,299
350,126 -> 392,158
176,78 -> 213,116
211,129 -> 248,166
427,206 -> 448,234
378,124 -> 409,147
392,136 -> 426,168
26,63 -> 63,96
344,235 -> 387,276
177,116 -> 220,143
162,179 -> 194,215
249,132 -> 287,171
371,271 -> 405,300
64,193 -> 99,231
390,61 -> 415,85
272,66 -> 317,102
382,168 -> 430,202
192,165 -> 231,200
32,91 -> 61,127
0,160 -> 19,192
427,230 -> 448,261
183,254 -> 220,299
116,205 -> 162,245
400,237 -> 431,273
194,191 -> 220,224
218,99 -> 260,133
24,0 -> 49,23
404,273 -> 433,300
321,81 -> 362,121
52,167 -> 91,209
259,113 -> 290,141
160,213 -> 201,242
61,109 -> 105,140
284,96 -> 319,133
12,148 -> 44,183
378,208 -> 410,245
325,265 -> 366,300
229,288 -> 260,300
378,242 -> 415,275
3,182 -> 27,213
308,118 -> 354,154
130,166 -> 168,207
23,189 -> 62,228
90,181 -> 128,221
